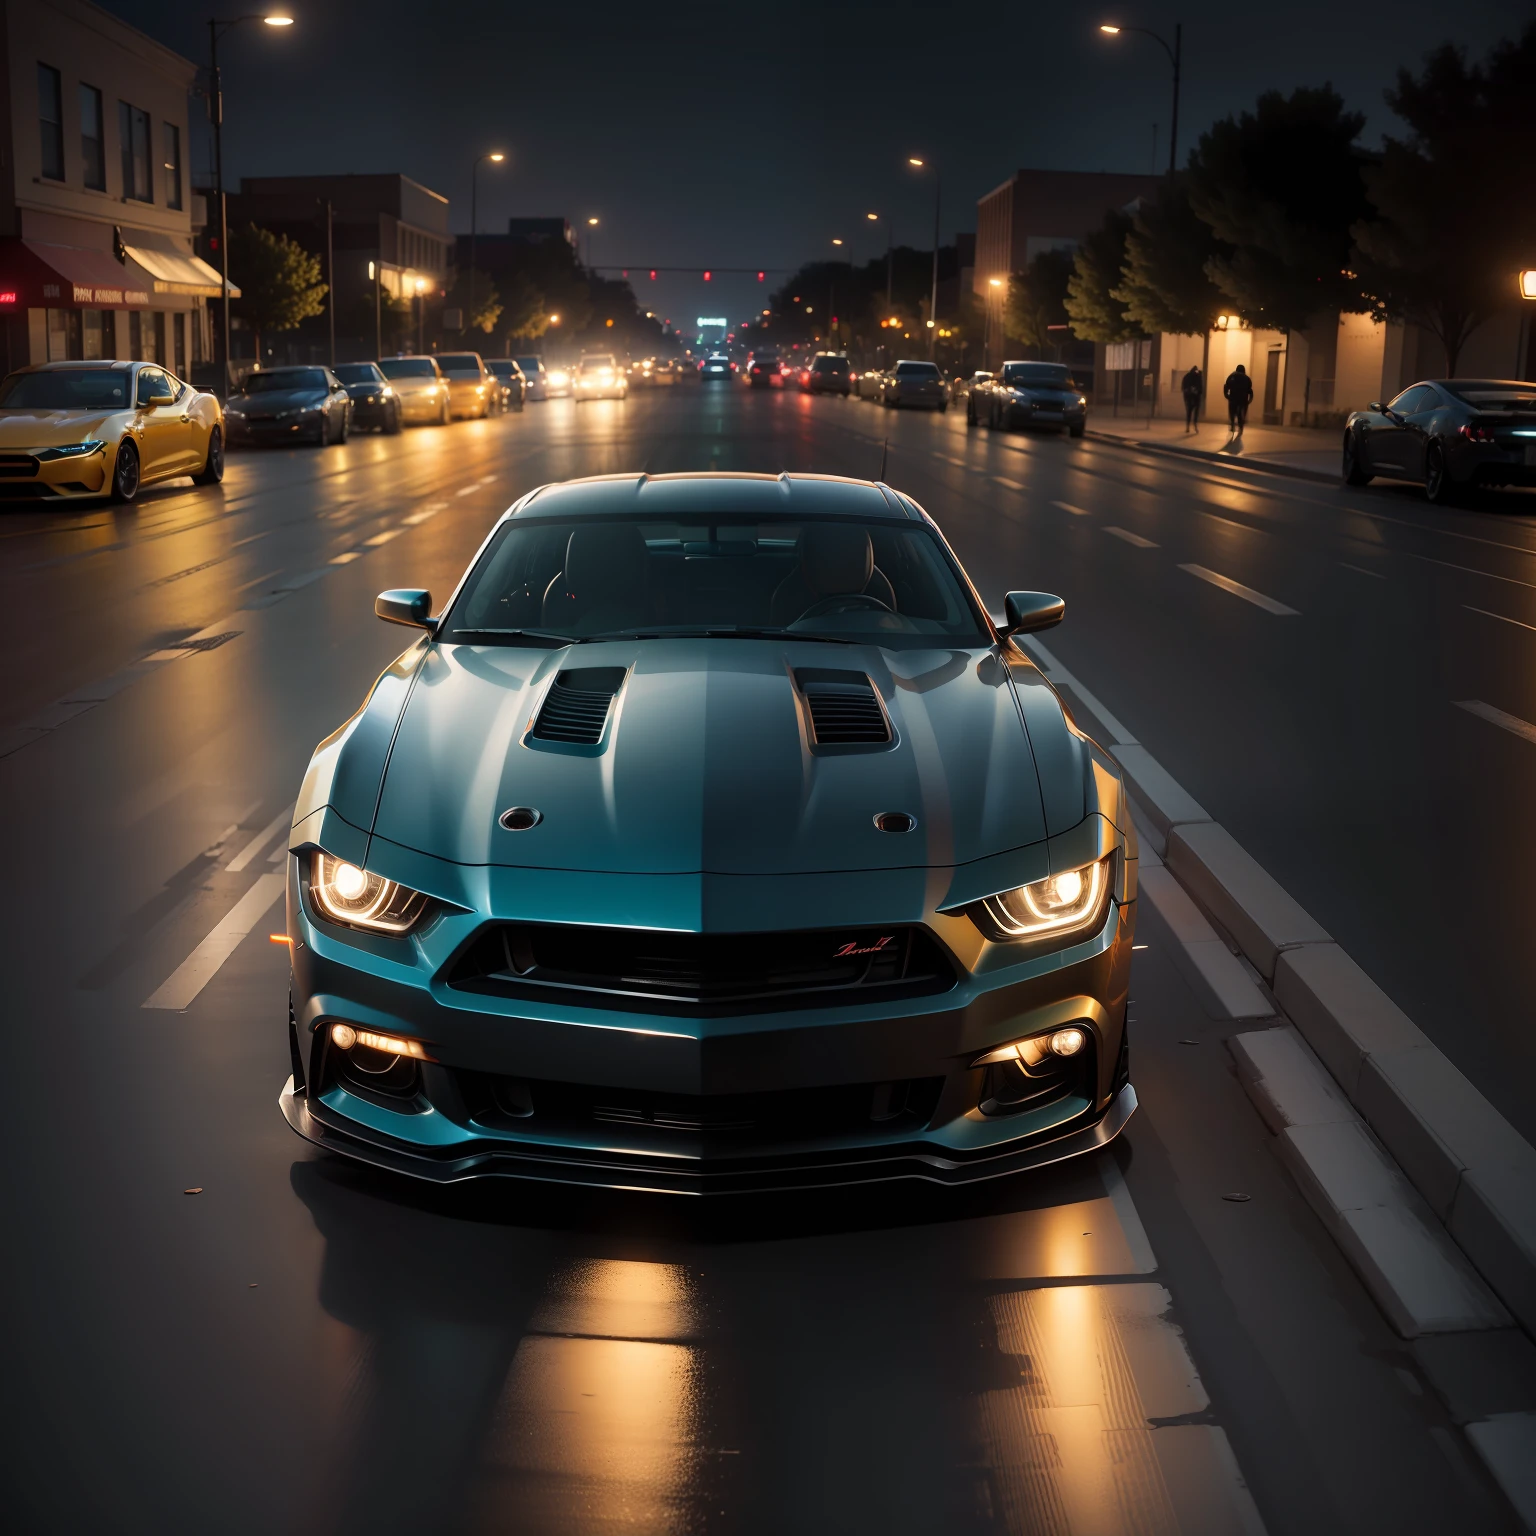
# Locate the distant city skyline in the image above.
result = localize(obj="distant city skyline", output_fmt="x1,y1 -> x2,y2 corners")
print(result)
100,0 -> 1524,330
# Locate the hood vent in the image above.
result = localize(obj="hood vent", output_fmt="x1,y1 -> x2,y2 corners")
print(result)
531,667 -> 627,745
795,669 -> 891,746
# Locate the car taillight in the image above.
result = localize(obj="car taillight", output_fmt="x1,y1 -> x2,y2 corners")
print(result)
1458,422 -> 1497,444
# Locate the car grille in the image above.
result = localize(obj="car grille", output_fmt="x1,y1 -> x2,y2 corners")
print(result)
0,454 -> 39,478
446,922 -> 956,1015
469,1074 -> 945,1145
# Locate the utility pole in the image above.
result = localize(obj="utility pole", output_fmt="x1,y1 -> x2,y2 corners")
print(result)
318,197 -> 334,366
208,20 -> 229,388
929,167 -> 940,359
369,260 -> 381,360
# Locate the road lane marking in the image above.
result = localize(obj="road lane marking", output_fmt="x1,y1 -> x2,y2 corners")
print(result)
1464,604 -> 1536,634
365,529 -> 402,546
1340,562 -> 1386,579
226,805 -> 294,872
1179,564 -> 1299,615
1105,526 -> 1158,548
143,872 -> 286,1010
401,506 -> 441,525
454,485 -> 480,497
329,551 -> 361,564
1052,500 -> 1093,517
477,475 -> 500,485
992,476 -> 1026,492
1017,637 -> 1138,747
1455,700 -> 1536,744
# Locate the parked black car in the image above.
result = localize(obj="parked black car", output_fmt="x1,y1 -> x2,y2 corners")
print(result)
802,353 -> 851,396
1343,379 -> 1536,505
972,362 -> 1086,436
223,367 -> 352,448
331,363 -> 402,434
486,359 -> 527,412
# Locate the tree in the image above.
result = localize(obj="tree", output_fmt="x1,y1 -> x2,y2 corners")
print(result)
499,272 -> 552,343
444,269 -> 502,336
1066,209 -> 1142,343
1352,25 -> 1536,374
1004,247 -> 1074,354
230,224 -> 326,361
1114,174 -> 1229,336
1186,86 -> 1370,332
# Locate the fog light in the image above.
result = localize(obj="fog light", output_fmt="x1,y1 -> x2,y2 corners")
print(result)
972,1025 -> 1091,1068
1048,1027 -> 1087,1057
330,1023 -> 357,1050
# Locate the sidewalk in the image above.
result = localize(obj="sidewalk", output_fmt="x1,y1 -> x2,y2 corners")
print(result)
1087,412 -> 1341,483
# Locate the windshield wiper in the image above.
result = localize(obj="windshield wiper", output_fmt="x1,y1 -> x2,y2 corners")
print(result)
579,626 -> 859,645
442,627 -> 579,646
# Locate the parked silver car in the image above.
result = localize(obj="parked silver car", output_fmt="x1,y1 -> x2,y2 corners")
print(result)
881,359 -> 948,411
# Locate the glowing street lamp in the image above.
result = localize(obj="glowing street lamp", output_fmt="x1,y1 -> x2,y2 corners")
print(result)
907,157 -> 941,356
1098,20 -> 1182,174
469,150 -> 507,336
207,11 -> 295,386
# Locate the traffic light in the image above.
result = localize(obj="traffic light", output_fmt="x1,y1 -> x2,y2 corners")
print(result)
757,271 -> 764,281
649,269 -> 656,280
703,270 -> 711,281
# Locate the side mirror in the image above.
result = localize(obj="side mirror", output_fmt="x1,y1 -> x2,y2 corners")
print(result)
1368,401 -> 1383,414
1002,591 -> 1065,636
375,588 -> 435,630
148,389 -> 177,406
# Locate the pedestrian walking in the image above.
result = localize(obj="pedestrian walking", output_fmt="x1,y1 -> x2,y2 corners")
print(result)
1223,364 -> 1253,434
1180,365 -> 1203,432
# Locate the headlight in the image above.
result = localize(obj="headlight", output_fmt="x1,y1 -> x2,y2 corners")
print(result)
971,855 -> 1112,942
35,439 -> 106,460
309,851 -> 429,934
380,386 -> 394,398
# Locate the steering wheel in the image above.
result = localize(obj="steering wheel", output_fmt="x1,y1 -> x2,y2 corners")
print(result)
795,592 -> 893,622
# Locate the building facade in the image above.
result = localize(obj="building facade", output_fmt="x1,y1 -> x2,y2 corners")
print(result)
974,168 -> 1157,369
222,173 -> 450,363
0,0 -> 225,375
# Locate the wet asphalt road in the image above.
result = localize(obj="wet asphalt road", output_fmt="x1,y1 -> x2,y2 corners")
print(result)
0,385 -> 1527,1534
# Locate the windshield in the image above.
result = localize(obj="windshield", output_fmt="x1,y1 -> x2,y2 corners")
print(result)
487,361 -> 520,377
378,358 -> 436,379
579,356 -> 616,370
894,362 -> 940,378
1442,381 -> 1536,410
241,369 -> 329,394
1001,364 -> 1075,389
0,369 -> 130,410
515,357 -> 543,372
439,515 -> 990,649
812,357 -> 847,372
437,355 -> 481,374
332,364 -> 382,384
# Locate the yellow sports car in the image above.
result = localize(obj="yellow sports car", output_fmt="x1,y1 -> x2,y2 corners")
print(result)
0,359 -> 224,504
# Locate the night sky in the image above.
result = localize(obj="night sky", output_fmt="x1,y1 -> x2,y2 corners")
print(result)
102,0 -> 1524,331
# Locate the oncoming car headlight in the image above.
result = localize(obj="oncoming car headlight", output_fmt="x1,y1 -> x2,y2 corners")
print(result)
309,851 -> 429,934
971,855 -> 1112,943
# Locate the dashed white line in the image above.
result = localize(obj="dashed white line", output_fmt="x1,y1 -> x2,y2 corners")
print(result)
1179,564 -> 1299,616
992,476 -> 1026,492
454,484 -> 480,497
1340,562 -> 1386,580
225,805 -> 294,872
1456,699 -> 1536,744
1052,500 -> 1093,517
1464,604 -> 1536,634
401,506 -> 441,526
329,551 -> 361,565
142,872 -> 287,1010
1105,526 -> 1158,548
365,529 -> 402,546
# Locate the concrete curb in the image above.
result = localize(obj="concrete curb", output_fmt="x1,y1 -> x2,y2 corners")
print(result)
1231,1027 -> 1510,1338
1084,428 -> 1339,485
1119,739 -> 1536,1340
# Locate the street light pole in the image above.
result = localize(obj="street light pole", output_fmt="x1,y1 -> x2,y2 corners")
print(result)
468,151 -> 505,342
908,158 -> 940,357
318,196 -> 333,366
206,13 -> 292,389
368,260 -> 380,360
1099,21 -> 1182,174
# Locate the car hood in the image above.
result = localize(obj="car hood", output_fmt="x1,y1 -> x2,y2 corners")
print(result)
369,639 -> 1048,875
230,389 -> 326,411
0,409 -> 116,445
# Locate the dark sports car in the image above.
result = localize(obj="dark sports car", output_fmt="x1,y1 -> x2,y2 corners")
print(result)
1343,379 -> 1536,504
277,472 -> 1138,1193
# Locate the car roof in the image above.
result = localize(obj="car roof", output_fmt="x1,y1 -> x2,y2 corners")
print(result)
22,360 -> 135,372
512,472 -> 916,523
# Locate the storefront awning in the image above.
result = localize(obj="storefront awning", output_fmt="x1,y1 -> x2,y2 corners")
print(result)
123,245 -> 238,299
0,239 -> 152,309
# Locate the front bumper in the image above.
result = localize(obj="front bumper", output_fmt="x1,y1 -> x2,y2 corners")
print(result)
278,817 -> 1136,1194
346,399 -> 394,428
0,445 -> 110,499
226,414 -> 320,443
1001,399 -> 1087,429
